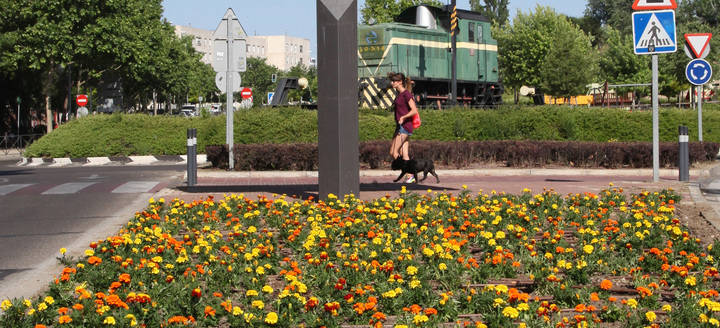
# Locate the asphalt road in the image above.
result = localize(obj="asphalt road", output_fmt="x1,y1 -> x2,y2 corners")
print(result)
0,161 -> 185,301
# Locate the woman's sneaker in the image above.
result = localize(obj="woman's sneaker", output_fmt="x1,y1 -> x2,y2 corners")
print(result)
405,176 -> 415,183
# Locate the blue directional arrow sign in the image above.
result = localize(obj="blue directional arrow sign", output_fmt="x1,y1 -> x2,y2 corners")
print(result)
686,59 -> 713,85
632,10 -> 676,55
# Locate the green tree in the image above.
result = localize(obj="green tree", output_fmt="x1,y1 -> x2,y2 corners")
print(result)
584,0 -> 633,35
539,17 -> 597,98
360,0 -> 443,24
598,27 -> 650,86
469,0 -> 510,26
494,6 -> 570,102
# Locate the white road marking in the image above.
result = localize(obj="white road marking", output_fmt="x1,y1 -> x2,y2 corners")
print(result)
111,181 -> 159,194
0,184 -> 34,196
41,182 -> 96,195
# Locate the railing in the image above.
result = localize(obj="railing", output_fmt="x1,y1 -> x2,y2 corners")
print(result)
0,134 -> 43,156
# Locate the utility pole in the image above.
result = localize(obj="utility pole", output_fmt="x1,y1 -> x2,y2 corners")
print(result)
450,0 -> 458,105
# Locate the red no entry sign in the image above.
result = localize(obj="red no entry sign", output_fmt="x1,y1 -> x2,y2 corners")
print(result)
76,94 -> 88,107
241,88 -> 252,99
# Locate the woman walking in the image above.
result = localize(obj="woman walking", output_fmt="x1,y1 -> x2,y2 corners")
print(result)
388,72 -> 419,183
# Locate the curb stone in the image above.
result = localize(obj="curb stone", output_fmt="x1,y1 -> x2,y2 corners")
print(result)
18,154 -> 208,167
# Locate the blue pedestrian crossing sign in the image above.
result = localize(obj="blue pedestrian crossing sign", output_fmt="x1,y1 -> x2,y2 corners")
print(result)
686,59 -> 712,85
632,10 -> 676,55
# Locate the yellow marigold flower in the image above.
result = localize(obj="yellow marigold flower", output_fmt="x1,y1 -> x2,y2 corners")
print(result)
645,311 -> 656,322
396,325 -> 409,328
37,302 -> 47,311
256,266 -> 265,275
493,298 -> 505,307
438,263 -> 447,271
251,300 -> 264,309
0,300 -> 11,310
125,314 -> 137,326
413,314 -> 429,324
710,318 -> 719,327
685,276 -> 696,286
262,285 -> 273,294
265,312 -> 278,324
627,298 -> 638,308
502,306 -> 519,319
662,304 -> 672,312
406,266 -> 418,275
103,316 -> 116,325
700,313 -> 709,323
583,245 -> 594,254
84,249 -> 94,257
232,306 -> 243,316
60,248 -> 67,255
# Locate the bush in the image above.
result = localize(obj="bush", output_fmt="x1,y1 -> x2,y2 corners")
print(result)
206,140 -> 720,170
25,105 -> 720,157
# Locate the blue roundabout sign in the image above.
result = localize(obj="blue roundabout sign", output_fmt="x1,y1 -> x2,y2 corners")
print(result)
686,58 -> 713,85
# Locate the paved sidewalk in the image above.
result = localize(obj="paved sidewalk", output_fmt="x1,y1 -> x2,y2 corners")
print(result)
158,167 -> 704,202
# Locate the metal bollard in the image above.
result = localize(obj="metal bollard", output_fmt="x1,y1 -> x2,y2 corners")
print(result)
678,125 -> 689,182
187,128 -> 197,186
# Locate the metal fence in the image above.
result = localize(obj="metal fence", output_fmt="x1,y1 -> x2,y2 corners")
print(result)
0,134 -> 43,156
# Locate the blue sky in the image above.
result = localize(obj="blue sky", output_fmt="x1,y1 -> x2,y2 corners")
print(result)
162,1 -> 588,58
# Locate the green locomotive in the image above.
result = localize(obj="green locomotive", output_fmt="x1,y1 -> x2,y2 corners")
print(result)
358,5 -> 502,109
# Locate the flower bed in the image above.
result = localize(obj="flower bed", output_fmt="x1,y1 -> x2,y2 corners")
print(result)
2,187 -> 720,327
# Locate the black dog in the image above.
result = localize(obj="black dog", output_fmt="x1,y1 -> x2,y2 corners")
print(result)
391,158 -> 439,183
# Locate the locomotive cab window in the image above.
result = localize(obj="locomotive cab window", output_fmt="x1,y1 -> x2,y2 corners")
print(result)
468,22 -> 475,42
477,25 -> 483,43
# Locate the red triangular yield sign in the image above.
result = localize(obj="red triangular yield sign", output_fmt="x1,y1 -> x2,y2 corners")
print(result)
685,33 -> 712,58
632,0 -> 677,10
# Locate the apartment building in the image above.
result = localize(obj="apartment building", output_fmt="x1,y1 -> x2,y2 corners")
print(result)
174,25 -> 312,71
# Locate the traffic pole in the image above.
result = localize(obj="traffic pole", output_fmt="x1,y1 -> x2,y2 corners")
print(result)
652,54 -> 659,182
187,128 -> 197,186
698,85 -> 703,142
678,126 -> 689,181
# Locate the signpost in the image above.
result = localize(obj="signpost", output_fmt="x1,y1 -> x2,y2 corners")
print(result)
76,94 -> 88,107
267,92 -> 275,105
212,8 -> 247,170
686,58 -> 713,141
241,88 -> 252,100
632,4 -> 677,182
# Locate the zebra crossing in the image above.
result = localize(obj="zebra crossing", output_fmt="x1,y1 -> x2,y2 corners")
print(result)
0,181 -> 162,196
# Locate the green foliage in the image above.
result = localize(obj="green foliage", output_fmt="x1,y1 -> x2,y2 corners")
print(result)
598,27 -> 651,90
494,6 -> 566,92
469,0 -> 510,26
539,17 -> 597,98
25,105 -> 720,157
240,57 -> 280,107
360,0 -> 443,24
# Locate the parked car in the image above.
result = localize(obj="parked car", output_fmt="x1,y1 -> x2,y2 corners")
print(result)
179,109 -> 196,117
210,104 -> 222,115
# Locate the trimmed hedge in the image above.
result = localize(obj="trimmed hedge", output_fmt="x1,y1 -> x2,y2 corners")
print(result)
206,140 -> 720,170
24,104 -> 720,157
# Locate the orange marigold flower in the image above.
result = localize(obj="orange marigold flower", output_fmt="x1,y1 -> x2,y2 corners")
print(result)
204,305 -> 216,317
168,315 -> 189,324
87,256 -> 102,265
600,280 -> 612,290
35,325 -> 47,328
58,315 -> 72,324
57,307 -> 69,315
590,293 -> 600,302
118,273 -> 131,284
72,303 -> 84,311
191,288 -> 202,298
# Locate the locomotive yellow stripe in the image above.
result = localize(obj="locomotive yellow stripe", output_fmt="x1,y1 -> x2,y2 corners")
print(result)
363,37 -> 498,75
387,37 -> 498,52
